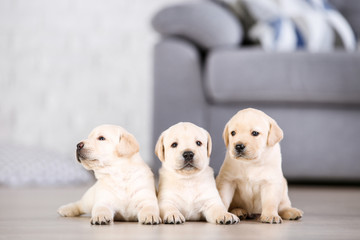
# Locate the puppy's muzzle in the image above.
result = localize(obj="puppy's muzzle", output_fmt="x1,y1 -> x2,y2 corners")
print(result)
235,143 -> 246,156
76,142 -> 85,163
182,151 -> 195,169
183,151 -> 194,162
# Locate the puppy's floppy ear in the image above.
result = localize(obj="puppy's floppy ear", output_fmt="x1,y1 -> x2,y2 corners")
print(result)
223,123 -> 229,148
117,132 -> 140,157
267,117 -> 284,147
206,131 -> 212,158
155,132 -> 165,162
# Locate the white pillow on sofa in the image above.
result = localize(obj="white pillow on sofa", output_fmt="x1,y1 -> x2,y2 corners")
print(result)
227,0 -> 357,52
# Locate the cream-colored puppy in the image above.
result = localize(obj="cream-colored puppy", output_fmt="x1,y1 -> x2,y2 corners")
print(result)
57,124 -> 161,225
216,108 -> 303,224
156,122 -> 239,224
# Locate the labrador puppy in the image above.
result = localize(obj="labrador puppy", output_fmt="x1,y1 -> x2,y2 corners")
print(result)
57,124 -> 161,225
216,108 -> 303,224
155,122 -> 239,224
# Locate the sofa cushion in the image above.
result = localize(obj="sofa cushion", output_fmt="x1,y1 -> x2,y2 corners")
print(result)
152,0 -> 243,49
205,48 -> 360,105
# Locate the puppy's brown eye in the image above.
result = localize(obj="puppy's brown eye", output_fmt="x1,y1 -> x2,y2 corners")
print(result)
196,141 -> 202,146
98,136 -> 106,141
231,131 -> 236,136
171,142 -> 178,148
251,131 -> 259,137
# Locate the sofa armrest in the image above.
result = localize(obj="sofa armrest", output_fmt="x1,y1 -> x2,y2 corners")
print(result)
152,37 -> 207,171
152,0 -> 243,50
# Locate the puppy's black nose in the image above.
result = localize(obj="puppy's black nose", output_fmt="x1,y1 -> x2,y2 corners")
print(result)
235,144 -> 246,152
183,151 -> 194,161
77,142 -> 84,150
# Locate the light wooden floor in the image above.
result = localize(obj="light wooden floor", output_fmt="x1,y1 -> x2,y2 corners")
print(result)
0,186 -> 359,240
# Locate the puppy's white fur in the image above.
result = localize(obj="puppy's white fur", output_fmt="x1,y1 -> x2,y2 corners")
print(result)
156,122 -> 239,224
216,108 -> 303,224
57,124 -> 161,225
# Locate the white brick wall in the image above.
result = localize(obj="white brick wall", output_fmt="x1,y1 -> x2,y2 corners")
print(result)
0,0 -> 181,166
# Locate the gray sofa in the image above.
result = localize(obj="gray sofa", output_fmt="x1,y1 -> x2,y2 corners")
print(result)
152,0 -> 360,183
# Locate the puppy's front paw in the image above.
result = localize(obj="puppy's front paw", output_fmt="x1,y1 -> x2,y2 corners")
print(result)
163,212 -> 185,224
215,212 -> 239,225
91,207 -> 113,225
91,214 -> 112,225
230,208 -> 248,220
279,207 -> 303,220
260,214 -> 282,224
57,203 -> 81,217
139,214 -> 162,225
